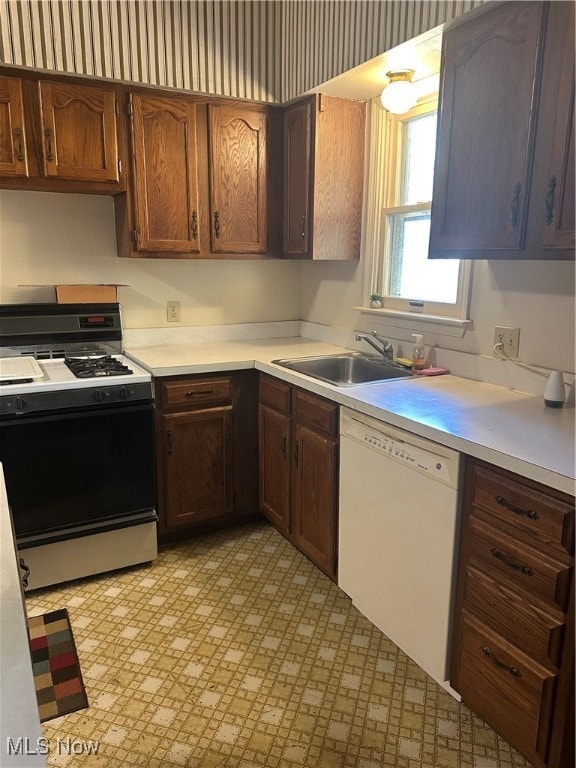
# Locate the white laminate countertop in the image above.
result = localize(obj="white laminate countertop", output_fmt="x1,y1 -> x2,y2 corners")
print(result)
0,465 -> 46,767
125,337 -> 575,495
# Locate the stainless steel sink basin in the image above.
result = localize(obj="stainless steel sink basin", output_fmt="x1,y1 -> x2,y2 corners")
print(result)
271,353 -> 414,386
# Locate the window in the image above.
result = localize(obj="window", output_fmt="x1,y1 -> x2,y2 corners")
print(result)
368,99 -> 471,324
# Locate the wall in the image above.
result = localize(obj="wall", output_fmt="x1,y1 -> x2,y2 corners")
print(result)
0,190 -> 301,328
0,0 -> 483,102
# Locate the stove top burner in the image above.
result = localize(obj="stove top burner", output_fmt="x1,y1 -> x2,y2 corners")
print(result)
64,356 -> 134,379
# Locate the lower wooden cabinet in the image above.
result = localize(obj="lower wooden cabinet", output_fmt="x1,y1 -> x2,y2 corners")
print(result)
258,374 -> 339,580
155,370 -> 258,540
451,458 -> 575,768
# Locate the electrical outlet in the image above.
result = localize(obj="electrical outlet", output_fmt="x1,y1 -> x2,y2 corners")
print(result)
166,300 -> 180,322
493,326 -> 520,358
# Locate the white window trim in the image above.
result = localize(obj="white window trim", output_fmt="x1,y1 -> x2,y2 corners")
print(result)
359,97 -> 472,333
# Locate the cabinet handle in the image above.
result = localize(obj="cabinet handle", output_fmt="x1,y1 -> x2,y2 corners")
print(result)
490,547 -> 533,576
167,429 -> 173,454
214,210 -> 221,239
14,127 -> 24,161
300,214 -> 306,239
481,645 -> 521,677
510,182 -> 522,229
293,439 -> 300,467
281,432 -> 287,457
191,210 -> 198,240
19,557 -> 30,589
44,127 -> 54,162
544,176 -> 557,226
495,495 -> 539,521
185,389 -> 215,397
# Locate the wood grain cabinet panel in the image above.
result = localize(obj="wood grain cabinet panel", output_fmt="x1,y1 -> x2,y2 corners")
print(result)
457,612 -> 557,765
39,81 -> 120,183
0,68 -> 125,193
283,95 -> 365,261
130,94 -> 200,253
258,374 -> 339,580
0,76 -> 28,177
155,371 -> 258,540
451,457 -> 575,768
430,1 -> 574,260
208,104 -> 267,253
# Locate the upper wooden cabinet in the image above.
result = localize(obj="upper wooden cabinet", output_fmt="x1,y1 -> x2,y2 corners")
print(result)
208,105 -> 268,253
39,81 -> 120,183
430,1 -> 574,260
283,94 -> 365,260
130,94 -> 200,253
0,76 -> 28,178
0,70 -> 124,193
117,93 -> 280,259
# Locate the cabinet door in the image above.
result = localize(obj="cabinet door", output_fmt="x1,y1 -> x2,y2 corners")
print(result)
162,406 -> 233,528
258,404 -> 291,535
131,94 -> 200,253
537,2 -> 575,253
0,76 -> 28,177
208,105 -> 267,253
292,422 -> 337,579
430,2 -> 545,256
39,81 -> 120,183
283,100 -> 312,256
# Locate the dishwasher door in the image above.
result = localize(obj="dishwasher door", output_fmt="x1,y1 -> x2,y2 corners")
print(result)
338,407 -> 462,697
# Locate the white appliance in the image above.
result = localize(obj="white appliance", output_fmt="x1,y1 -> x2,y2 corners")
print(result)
0,303 -> 158,590
338,407 -> 462,698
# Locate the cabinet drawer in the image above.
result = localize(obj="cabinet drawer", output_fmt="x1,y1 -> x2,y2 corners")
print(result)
293,389 -> 338,438
259,374 -> 291,414
469,515 -> 572,611
456,613 -> 557,764
160,377 -> 232,408
464,565 -> 565,667
471,462 -> 574,555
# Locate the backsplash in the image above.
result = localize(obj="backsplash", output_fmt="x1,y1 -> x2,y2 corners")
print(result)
0,0 -> 484,102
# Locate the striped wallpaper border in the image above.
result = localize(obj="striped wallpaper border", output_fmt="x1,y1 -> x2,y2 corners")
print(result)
0,1 -> 485,103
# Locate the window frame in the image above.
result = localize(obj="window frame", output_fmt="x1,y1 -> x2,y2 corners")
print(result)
366,98 -> 472,326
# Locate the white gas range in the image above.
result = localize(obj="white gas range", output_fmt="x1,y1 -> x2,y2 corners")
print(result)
0,303 -> 158,590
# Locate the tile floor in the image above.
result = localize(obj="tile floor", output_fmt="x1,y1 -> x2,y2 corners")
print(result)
26,522 -> 531,768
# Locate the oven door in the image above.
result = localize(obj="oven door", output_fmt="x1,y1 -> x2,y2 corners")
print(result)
0,402 -> 157,546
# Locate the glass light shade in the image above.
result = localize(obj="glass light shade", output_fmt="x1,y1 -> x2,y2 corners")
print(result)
380,70 -> 418,114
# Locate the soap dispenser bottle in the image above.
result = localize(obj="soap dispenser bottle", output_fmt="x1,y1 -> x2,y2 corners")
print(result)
412,334 -> 425,372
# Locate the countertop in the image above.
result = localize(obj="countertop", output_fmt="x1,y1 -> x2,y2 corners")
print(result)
125,337 -> 575,495
0,464 -> 46,767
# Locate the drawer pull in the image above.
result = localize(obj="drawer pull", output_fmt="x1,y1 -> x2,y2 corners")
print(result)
481,645 -> 521,678
490,547 -> 534,576
495,495 -> 539,521
185,389 -> 215,397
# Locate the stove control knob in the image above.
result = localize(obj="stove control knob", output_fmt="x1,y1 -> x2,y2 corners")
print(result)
118,386 -> 133,400
92,390 -> 110,403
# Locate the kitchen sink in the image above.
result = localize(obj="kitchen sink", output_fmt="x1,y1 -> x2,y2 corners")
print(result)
271,353 -> 414,386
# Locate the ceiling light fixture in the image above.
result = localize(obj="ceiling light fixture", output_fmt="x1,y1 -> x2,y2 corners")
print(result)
380,69 -> 418,114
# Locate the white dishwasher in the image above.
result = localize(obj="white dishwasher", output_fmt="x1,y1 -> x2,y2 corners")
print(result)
338,407 -> 462,699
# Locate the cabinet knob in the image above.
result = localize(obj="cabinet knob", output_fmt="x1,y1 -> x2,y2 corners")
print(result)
481,645 -> 521,677
44,127 -> 54,163
544,176 -> 557,226
14,127 -> 24,161
510,182 -> 522,229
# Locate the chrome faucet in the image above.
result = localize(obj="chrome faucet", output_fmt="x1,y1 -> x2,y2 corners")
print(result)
356,330 -> 394,361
